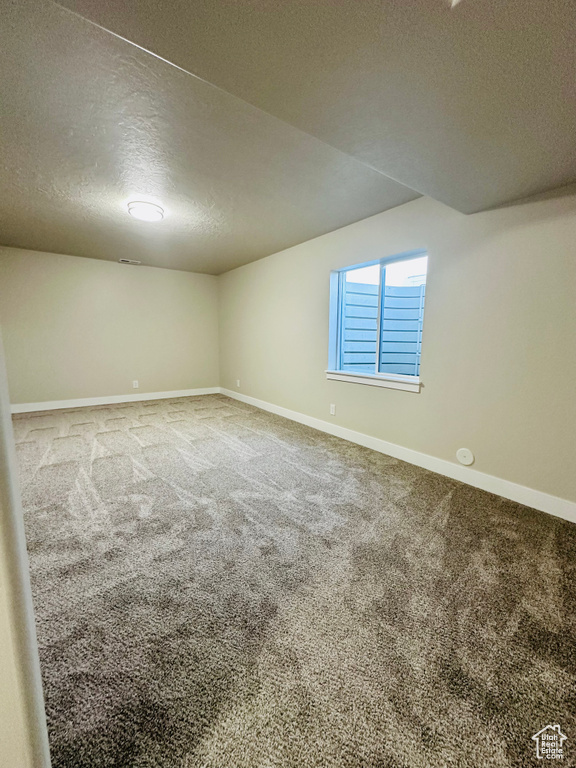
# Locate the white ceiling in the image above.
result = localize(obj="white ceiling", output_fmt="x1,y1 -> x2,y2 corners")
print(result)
1,0 -> 575,274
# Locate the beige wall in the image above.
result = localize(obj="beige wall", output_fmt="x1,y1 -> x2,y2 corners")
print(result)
1,192 -> 575,504
0,248 -> 219,404
219,191 -> 576,503
0,568 -> 37,768
0,600 -> 28,768
0,192 -> 574,766
0,332 -> 50,768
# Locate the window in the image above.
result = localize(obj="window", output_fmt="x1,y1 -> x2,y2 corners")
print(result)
327,251 -> 427,392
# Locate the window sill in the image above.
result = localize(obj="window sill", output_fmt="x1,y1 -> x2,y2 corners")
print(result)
325,370 -> 420,393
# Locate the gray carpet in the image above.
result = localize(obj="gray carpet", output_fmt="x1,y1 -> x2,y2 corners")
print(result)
13,394 -> 576,767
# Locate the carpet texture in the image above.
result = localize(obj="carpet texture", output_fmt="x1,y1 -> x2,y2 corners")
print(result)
13,394 -> 576,767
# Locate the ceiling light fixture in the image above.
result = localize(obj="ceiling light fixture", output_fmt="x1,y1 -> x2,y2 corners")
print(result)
127,200 -> 164,222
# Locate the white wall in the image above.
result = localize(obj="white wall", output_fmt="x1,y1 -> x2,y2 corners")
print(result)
219,191 -> 576,504
0,248 -> 219,405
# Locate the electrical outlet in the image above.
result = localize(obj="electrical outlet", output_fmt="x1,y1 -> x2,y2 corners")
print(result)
133,380 -> 139,389
236,379 -> 241,388
329,403 -> 336,416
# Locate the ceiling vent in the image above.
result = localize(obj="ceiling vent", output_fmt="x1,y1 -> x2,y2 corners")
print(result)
118,258 -> 141,265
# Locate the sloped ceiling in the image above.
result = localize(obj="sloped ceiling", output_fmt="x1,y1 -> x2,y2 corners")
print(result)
55,0 -> 576,214
0,0 -> 418,274
1,1 -> 575,274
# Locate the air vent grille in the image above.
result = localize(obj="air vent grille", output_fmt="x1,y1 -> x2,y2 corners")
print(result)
118,259 -> 141,265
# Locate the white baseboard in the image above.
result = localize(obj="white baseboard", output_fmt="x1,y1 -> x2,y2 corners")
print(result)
11,385 -> 575,524
10,387 -> 220,414
220,388 -> 576,525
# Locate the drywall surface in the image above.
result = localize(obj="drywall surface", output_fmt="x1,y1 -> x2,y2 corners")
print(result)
56,0 -> 576,213
0,248 -> 219,404
1,0 -> 416,275
0,331 -> 50,768
219,192 -> 576,503
0,557 -> 35,768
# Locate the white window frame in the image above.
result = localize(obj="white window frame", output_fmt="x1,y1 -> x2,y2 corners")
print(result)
326,249 -> 427,393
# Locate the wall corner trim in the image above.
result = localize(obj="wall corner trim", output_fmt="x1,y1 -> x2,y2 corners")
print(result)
10,387 -> 220,414
220,388 -> 576,525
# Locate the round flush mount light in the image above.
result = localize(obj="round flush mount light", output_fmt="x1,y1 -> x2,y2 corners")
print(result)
127,200 -> 164,222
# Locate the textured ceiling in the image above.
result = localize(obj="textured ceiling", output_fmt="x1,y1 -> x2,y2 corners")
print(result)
55,0 -> 576,213
0,1 -> 417,275
2,1 -> 575,275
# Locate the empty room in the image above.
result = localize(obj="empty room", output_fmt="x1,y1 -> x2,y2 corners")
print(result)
0,1 -> 575,766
